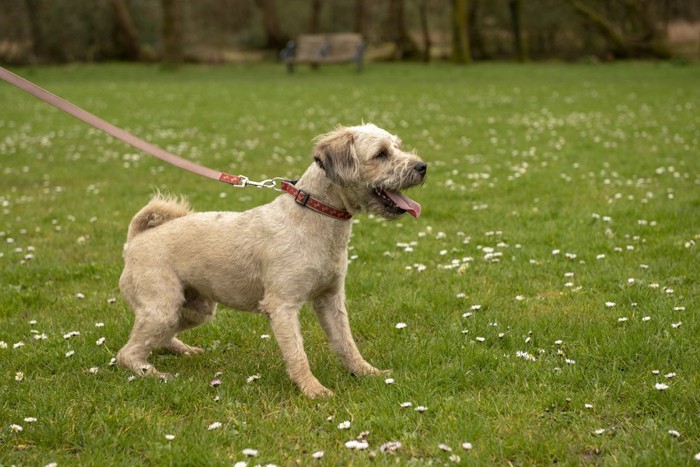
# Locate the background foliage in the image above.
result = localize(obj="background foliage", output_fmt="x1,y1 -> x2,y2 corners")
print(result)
1,0 -> 699,64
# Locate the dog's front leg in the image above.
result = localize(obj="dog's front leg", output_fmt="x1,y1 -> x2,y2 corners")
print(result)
313,290 -> 388,377
262,297 -> 333,398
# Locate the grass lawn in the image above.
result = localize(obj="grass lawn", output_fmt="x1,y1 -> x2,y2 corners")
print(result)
1,61 -> 698,465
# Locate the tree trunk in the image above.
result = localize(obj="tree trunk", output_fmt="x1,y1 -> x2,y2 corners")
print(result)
386,0 -> 420,60
309,0 -> 322,34
419,0 -> 431,63
566,0 -> 671,59
254,0 -> 287,50
110,0 -> 141,61
468,0 -> 485,59
508,0 -> 527,61
354,0 -> 366,37
567,0 -> 628,56
451,0 -> 471,63
24,0 -> 45,63
161,0 -> 184,66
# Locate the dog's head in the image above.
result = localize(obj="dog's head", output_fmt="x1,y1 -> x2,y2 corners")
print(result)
313,124 -> 426,219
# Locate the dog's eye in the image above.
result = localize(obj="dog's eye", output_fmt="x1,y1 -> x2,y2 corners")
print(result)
374,149 -> 389,159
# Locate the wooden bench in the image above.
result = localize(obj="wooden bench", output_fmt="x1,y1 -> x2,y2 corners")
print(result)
280,33 -> 365,73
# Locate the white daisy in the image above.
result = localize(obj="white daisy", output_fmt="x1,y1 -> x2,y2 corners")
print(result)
242,448 -> 258,457
207,421 -> 222,430
379,441 -> 402,453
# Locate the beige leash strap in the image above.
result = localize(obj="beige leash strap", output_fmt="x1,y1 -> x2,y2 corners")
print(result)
0,66 -> 243,186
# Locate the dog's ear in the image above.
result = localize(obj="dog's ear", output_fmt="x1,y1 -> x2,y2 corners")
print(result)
313,128 -> 356,186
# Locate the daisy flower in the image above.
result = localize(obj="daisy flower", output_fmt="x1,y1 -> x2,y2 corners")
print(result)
380,441 -> 402,453
344,440 -> 369,450
207,421 -> 222,431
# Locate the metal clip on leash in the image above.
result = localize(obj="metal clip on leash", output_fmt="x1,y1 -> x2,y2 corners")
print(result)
240,177 -> 284,190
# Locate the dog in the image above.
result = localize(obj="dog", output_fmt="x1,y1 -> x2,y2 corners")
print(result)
117,123 -> 426,397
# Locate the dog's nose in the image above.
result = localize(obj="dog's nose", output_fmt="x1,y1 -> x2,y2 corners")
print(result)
415,162 -> 427,175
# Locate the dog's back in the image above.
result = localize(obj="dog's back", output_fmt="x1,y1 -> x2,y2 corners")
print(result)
126,194 -> 192,242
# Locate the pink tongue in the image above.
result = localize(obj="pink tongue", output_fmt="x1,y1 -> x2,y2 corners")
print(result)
385,190 -> 422,218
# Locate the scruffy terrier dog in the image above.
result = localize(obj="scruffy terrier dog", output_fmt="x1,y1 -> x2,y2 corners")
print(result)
117,124 -> 426,397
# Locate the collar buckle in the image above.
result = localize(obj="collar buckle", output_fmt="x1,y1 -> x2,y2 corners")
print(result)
294,190 -> 311,207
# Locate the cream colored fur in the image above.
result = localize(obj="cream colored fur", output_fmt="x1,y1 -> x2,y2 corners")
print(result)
117,124 -> 426,398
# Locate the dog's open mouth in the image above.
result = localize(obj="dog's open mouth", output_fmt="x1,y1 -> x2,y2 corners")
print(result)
373,188 -> 422,218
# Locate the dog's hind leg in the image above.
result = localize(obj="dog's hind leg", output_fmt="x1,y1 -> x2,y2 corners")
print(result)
117,271 -> 186,379
116,305 -> 182,379
163,293 -> 216,356
312,290 -> 387,377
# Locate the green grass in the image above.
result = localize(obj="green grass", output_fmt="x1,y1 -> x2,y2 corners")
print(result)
1,61 -> 699,465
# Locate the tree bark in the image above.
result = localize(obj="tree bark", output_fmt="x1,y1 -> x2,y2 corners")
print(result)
161,0 -> 184,65
254,0 -> 287,50
566,0 -> 671,58
309,0 -> 322,34
386,0 -> 420,60
419,0 -> 431,62
451,0 -> 471,63
354,0 -> 366,37
508,0 -> 527,61
567,0 -> 628,56
110,0 -> 141,61
24,0 -> 45,63
468,0 -> 485,59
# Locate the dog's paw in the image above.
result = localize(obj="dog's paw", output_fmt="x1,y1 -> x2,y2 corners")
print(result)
302,383 -> 334,399
182,346 -> 204,356
351,363 -> 389,377
165,338 -> 204,356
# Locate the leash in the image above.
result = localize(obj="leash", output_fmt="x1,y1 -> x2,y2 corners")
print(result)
0,66 -> 352,220
0,66 -> 252,187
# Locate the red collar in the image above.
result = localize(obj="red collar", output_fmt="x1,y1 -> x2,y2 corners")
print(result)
280,180 -> 352,221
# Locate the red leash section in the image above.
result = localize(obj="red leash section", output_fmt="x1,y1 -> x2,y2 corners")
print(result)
0,66 -> 241,186
0,66 -> 352,220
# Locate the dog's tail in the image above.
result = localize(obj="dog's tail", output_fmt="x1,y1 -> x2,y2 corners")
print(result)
126,194 -> 192,242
